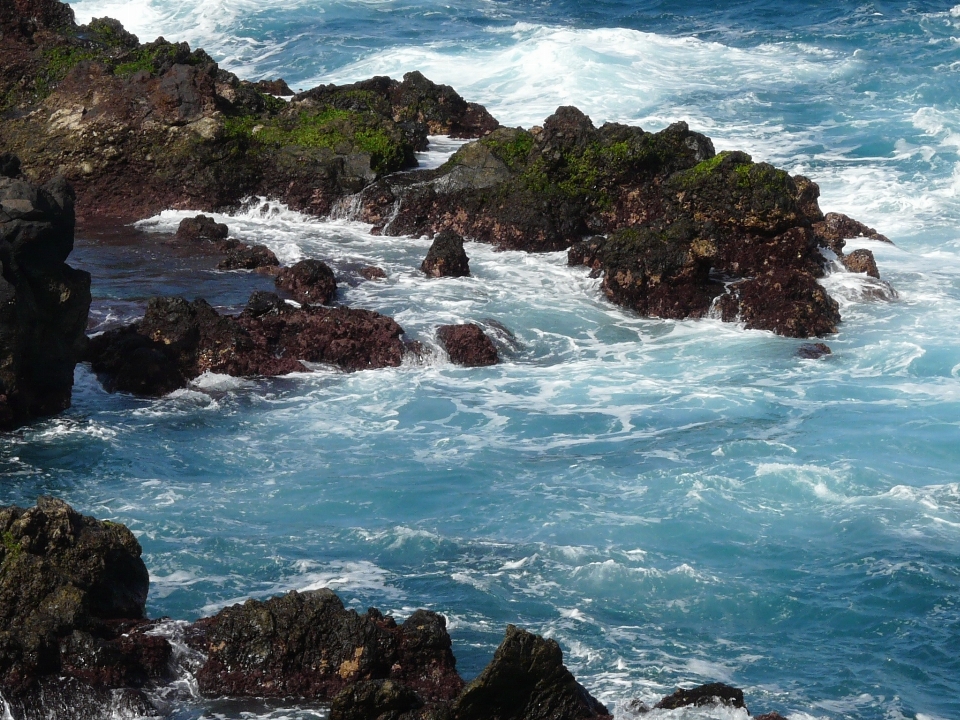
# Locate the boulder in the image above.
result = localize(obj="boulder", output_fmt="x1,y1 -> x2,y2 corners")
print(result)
453,625 -> 610,720
330,679 -> 424,720
176,214 -> 228,242
190,589 -> 463,702
276,259 -> 338,304
841,248 -> 880,279
361,265 -> 387,280
437,324 -> 499,366
422,231 -> 470,278
216,240 -> 280,270
654,682 -> 746,711
0,170 -> 91,429
0,497 -> 169,717
721,270 -> 841,338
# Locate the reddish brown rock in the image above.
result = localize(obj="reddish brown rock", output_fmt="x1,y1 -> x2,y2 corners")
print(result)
251,78 -> 292,95
360,265 -> 387,280
813,212 -> 891,254
797,342 -> 832,359
276,259 -> 337,304
437,324 -> 499,367
841,248 -> 880,279
216,240 -> 279,270
724,270 -> 841,338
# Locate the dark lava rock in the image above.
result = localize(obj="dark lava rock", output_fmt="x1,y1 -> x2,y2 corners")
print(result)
190,589 -> 463,702
176,214 -> 229,242
813,212 -> 891,254
0,497 -> 170,718
422,230 -> 470,278
86,291 -> 416,395
568,236 -> 606,273
755,714 -> 789,720
723,270 -> 841,338
453,625 -> 610,720
841,248 -> 880,279
361,265 -> 387,280
0,170 -> 91,429
252,78 -> 293,95
655,682 -> 746,711
797,342 -> 832,359
276,258 -> 338,304
216,239 -> 280,270
437,324 -> 499,367
330,679 -> 424,720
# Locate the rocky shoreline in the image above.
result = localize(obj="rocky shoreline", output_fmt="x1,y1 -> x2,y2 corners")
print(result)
0,497 -> 791,720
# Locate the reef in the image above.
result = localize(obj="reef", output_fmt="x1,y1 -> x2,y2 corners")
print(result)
0,159 -> 90,430
0,497 -> 796,720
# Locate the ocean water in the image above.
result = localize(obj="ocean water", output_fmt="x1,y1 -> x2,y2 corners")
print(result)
2,1 -> 959,718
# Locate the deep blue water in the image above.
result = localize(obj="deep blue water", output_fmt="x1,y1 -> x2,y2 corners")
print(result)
2,1 -> 959,718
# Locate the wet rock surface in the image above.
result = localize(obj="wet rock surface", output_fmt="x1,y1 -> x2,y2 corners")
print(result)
176,214 -> 228,243
797,342 -> 832,359
421,230 -> 471,278
813,212 -> 891,254
437,324 -> 499,366
454,625 -> 610,720
841,248 -> 880,279
0,165 -> 91,429
276,258 -> 338,304
85,290 -> 415,395
0,497 -> 169,719
654,682 -> 746,711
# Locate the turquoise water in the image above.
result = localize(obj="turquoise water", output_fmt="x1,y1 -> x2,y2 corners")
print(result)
3,1 -> 960,718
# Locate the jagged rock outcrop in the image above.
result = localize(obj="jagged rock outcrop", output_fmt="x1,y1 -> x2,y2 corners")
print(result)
85,290 -> 415,395
437,324 -> 499,366
0,497 -> 169,719
0,0 -> 499,222
276,258 -> 337,304
813,212 -> 891,255
188,589 -> 464,703
655,682 -> 746,711
421,230 -> 470,278
453,625 -> 610,720
0,162 -> 90,430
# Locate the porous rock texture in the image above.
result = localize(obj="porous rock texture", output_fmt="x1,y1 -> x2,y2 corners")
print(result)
0,161 -> 90,430
85,291 -> 414,396
0,497 -> 169,719
276,258 -> 338,303
356,106 -> 892,338
0,0 -> 499,223
437,323 -> 499,366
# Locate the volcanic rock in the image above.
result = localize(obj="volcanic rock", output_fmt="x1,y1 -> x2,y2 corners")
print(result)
190,589 -> 463,702
176,214 -> 228,242
216,239 -> 280,270
797,342 -> 832,359
655,682 -> 746,711
86,291 -> 415,395
361,265 -> 387,280
841,248 -> 880,279
437,324 -> 499,366
720,270 -> 841,338
252,78 -> 293,95
453,625 -> 610,720
276,258 -> 338,304
421,230 -> 470,278
0,169 -> 91,429
330,679 -> 424,720
0,497 -> 170,718
813,212 -> 891,254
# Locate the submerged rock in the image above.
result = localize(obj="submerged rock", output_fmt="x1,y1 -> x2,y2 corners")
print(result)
276,258 -> 338,304
454,625 -> 610,720
360,265 -> 387,280
437,324 -> 499,366
216,239 -> 280,270
797,342 -> 832,359
0,167 -> 91,430
655,682 -> 746,711
421,230 -> 471,278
